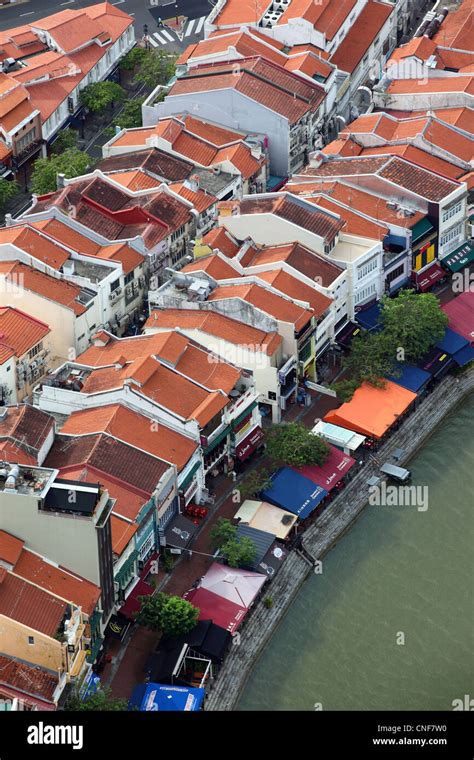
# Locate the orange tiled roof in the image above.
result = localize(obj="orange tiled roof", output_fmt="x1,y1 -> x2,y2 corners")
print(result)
181,252 -> 239,279
432,1 -> 473,51
0,306 -> 49,360
110,514 -> 138,556
208,281 -> 313,330
201,227 -> 241,257
255,268 -> 333,316
13,548 -> 101,617
61,403 -> 197,472
108,169 -> 161,192
169,182 -> 217,213
0,260 -> 87,315
307,195 -> 389,240
386,75 -> 474,95
330,1 -> 394,73
145,308 -> 282,356
215,0 -> 270,26
0,225 -> 70,269
0,570 -> 67,637
0,530 -> 24,566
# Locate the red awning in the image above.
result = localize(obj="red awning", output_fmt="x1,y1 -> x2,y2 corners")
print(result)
235,426 -> 264,461
119,578 -> 154,619
295,444 -> 355,492
183,587 -> 247,633
416,262 -> 445,292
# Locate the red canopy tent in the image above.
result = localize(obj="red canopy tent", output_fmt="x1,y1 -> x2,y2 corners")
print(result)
442,291 -> 474,345
294,444 -> 355,492
183,587 -> 247,634
199,563 -> 267,608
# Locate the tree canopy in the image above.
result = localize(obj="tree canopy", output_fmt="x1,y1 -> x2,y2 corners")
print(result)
80,81 -> 126,112
66,687 -> 127,711
333,290 -> 449,400
266,422 -> 331,467
0,178 -> 19,210
134,49 -> 177,90
30,149 -> 91,194
114,98 -> 144,130
119,46 -> 148,71
379,289 -> 448,360
219,535 -> 257,569
238,468 -> 273,500
210,517 -> 237,550
51,128 -> 77,154
134,592 -> 199,636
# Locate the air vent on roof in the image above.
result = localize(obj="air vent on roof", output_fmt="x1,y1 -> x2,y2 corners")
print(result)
261,9 -> 282,27
273,0 -> 290,10
386,201 -> 397,210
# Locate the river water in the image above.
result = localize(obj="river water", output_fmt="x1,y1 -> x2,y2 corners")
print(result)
238,395 -> 474,711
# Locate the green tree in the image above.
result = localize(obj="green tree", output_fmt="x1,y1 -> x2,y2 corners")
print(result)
219,536 -> 257,569
210,517 -> 237,550
379,289 -> 448,361
266,422 -> 330,467
80,81 -> 126,113
331,378 -> 361,403
115,98 -> 144,130
134,49 -> 177,90
238,467 -> 273,500
119,46 -> 148,71
66,687 -> 127,711
341,331 -> 395,386
0,178 -> 19,209
51,128 -> 77,154
134,592 -> 199,636
30,148 -> 91,194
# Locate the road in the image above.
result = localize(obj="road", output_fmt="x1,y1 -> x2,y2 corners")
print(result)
0,0 -> 211,49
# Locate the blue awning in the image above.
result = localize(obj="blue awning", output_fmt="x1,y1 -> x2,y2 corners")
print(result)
261,468 -> 328,519
436,327 -> 469,355
386,364 -> 431,393
355,303 -> 382,331
129,683 -> 205,711
452,344 -> 474,367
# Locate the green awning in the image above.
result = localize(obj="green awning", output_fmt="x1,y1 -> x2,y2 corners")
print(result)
442,240 -> 474,272
88,609 -> 102,635
231,401 -> 258,430
86,636 -> 104,664
411,217 -> 434,243
203,426 -> 230,454
179,460 -> 201,491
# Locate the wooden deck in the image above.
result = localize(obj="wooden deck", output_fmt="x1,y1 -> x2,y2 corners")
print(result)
205,368 -> 474,711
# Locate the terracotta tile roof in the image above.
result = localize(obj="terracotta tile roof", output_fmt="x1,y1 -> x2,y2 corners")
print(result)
386,75 -> 474,96
169,182 -> 217,213
0,655 -> 58,705
181,253 -> 240,279
107,170 -> 161,192
0,531 -> 24,566
0,306 -> 49,360
62,463 -> 146,523
0,404 -> 54,462
287,179 -> 426,229
79,330 -> 187,367
13,548 -> 100,617
243,241 -> 344,286
110,514 -> 138,556
278,0 -> 358,40
31,218 -> 100,256
214,143 -> 263,179
215,0 -> 269,26
169,57 -> 324,124
45,433 -> 171,497
208,281 -> 313,330
322,137 -> 362,157
0,260 -> 87,315
378,156 -> 460,201
255,268 -> 333,316
299,155 -> 460,201
201,227 -> 240,257
306,196 -> 388,240
60,403 -> 197,472
108,126 -> 156,147
359,144 -> 464,180
330,1 -> 394,73
96,147 -> 193,181
423,119 -> 473,163
284,51 -> 333,80
0,225 -> 70,269
175,342 -> 241,394
183,115 -> 246,146
239,194 -> 345,241
183,29 -> 287,67
432,1 -> 473,51
145,308 -> 282,356
388,36 -> 436,62
0,570 -> 67,636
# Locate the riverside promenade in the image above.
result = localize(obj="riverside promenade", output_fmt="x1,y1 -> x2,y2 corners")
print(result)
205,366 -> 474,710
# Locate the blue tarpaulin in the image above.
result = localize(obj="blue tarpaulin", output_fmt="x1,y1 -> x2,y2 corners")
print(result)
129,683 -> 205,712
386,364 -> 431,393
355,303 -> 382,332
436,327 -> 468,355
452,344 -> 474,367
261,468 -> 328,519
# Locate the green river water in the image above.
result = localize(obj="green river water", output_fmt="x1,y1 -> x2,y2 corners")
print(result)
238,395 -> 474,711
